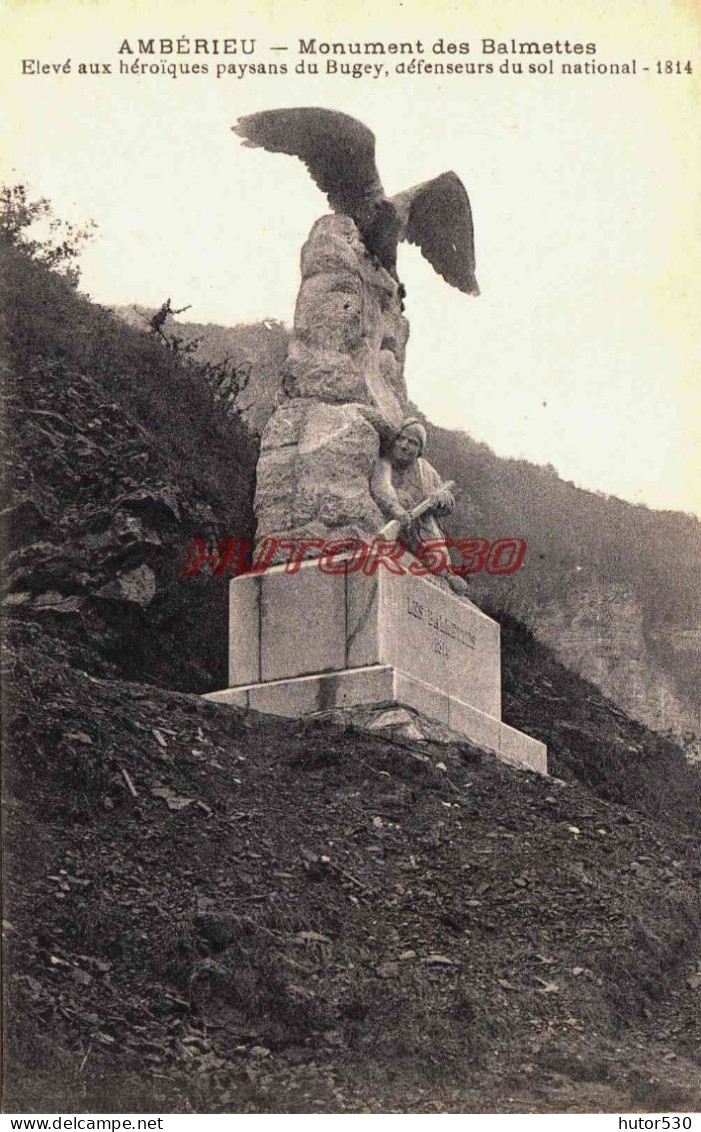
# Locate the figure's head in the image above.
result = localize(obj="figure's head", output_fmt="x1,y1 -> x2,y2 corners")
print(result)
391,419 -> 427,467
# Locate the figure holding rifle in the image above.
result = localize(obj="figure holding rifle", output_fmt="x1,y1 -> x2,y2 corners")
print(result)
369,419 -> 469,596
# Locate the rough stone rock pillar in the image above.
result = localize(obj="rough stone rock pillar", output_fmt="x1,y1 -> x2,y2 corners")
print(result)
254,214 -> 410,549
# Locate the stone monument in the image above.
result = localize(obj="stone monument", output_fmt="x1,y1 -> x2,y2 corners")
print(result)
206,108 -> 546,775
252,214 -> 407,551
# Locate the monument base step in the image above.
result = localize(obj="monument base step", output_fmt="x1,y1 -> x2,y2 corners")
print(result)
204,664 -> 547,775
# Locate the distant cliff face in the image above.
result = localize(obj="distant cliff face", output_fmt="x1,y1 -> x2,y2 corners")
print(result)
532,584 -> 700,762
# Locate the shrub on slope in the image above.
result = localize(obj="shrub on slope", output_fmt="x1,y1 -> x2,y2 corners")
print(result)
1,236 -> 257,689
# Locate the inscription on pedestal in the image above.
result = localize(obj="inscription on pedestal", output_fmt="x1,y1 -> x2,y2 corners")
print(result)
406,595 -> 477,657
375,570 -> 501,718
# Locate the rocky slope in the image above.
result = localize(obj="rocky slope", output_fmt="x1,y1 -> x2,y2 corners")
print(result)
1,241 -> 257,692
3,635 -> 700,1113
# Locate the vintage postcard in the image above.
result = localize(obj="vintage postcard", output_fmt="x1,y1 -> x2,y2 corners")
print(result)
1,0 -> 699,1118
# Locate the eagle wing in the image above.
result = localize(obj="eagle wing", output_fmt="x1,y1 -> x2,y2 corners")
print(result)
233,108 -> 385,218
395,171 -> 479,296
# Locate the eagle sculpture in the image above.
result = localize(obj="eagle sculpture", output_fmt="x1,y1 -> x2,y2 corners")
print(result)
233,107 -> 479,296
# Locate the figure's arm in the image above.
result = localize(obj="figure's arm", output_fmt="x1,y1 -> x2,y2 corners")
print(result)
419,459 -> 455,516
370,457 -> 409,523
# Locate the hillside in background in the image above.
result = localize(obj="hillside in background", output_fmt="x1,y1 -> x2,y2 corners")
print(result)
2,224 -> 700,1112
429,423 -> 701,759
116,306 -> 289,436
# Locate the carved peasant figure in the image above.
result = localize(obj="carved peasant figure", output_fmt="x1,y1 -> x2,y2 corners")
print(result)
370,419 -> 469,596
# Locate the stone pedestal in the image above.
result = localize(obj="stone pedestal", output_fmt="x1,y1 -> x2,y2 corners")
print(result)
204,560 -> 547,775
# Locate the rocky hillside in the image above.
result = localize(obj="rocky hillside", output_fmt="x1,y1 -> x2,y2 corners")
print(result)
1,239 -> 257,692
3,636 -> 700,1113
2,228 -> 700,1113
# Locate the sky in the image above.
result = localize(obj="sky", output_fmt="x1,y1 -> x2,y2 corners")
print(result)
2,0 -> 699,515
